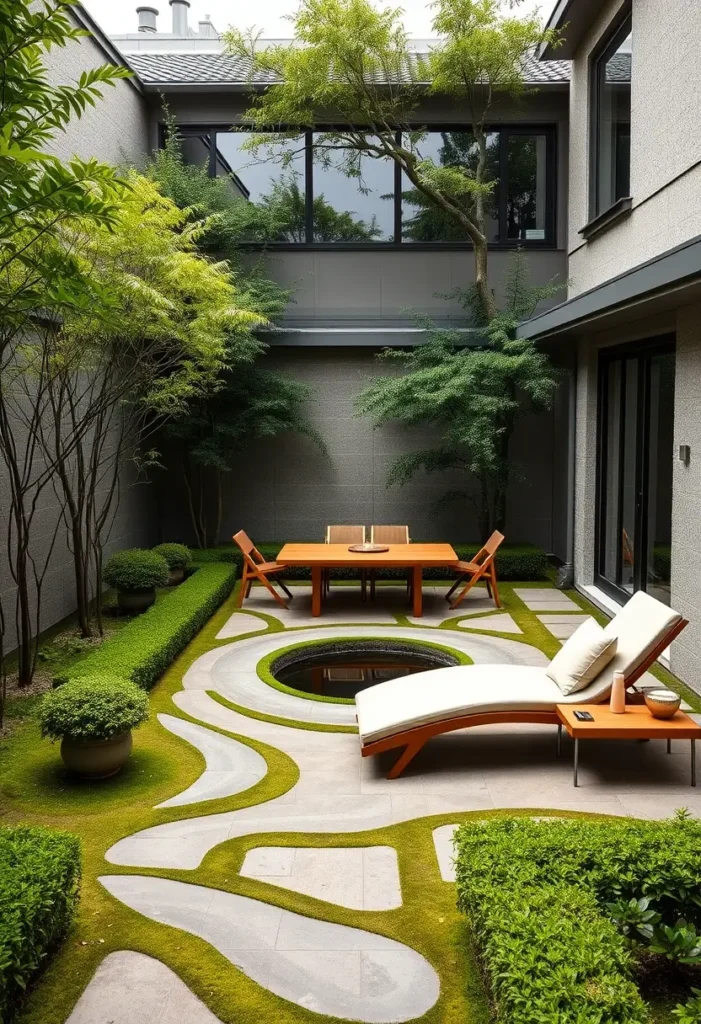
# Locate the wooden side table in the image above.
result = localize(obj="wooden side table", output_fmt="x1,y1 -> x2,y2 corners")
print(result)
555,704 -> 701,787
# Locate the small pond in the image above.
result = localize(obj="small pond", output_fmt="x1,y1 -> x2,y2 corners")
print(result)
271,640 -> 458,699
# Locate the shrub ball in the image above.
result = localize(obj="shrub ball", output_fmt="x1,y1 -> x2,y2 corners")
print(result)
152,543 -> 191,570
103,548 -> 169,592
40,674 -> 149,742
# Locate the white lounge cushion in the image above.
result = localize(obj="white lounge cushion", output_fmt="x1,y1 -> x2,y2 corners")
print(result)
358,665 -> 568,746
546,618 -> 618,696
600,591 -> 682,687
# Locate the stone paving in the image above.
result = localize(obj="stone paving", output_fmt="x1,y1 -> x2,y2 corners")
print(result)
100,876 -> 439,1023
88,586 -> 701,1023
240,846 -> 402,910
537,613 -> 592,639
457,612 -> 522,634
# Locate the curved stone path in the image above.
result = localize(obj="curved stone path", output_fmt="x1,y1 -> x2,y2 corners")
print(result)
156,714 -> 267,808
184,625 -> 547,727
100,876 -> 440,1023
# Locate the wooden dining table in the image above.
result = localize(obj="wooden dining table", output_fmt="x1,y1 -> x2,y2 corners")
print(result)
276,543 -> 459,617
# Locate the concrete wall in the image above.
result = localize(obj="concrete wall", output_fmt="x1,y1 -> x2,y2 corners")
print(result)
0,21 -> 154,654
43,14 -> 149,166
157,346 -> 569,552
567,0 -> 701,296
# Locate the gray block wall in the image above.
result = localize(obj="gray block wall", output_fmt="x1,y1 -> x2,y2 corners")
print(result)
157,346 -> 568,552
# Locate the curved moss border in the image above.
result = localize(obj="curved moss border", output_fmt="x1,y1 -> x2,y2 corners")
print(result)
257,635 -> 473,705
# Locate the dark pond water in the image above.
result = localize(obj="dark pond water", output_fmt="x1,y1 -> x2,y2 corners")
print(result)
274,650 -> 439,698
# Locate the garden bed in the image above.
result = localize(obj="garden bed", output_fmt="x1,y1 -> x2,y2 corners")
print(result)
455,815 -> 701,1023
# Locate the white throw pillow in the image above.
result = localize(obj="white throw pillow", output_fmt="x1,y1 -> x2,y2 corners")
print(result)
546,618 -> 618,696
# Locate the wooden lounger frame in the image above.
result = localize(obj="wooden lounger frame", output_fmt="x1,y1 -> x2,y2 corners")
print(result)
360,617 -> 689,778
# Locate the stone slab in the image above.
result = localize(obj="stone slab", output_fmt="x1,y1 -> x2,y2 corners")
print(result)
536,613 -> 591,639
156,715 -> 267,808
242,586 -> 399,625
65,951 -> 222,1024
241,846 -> 402,910
100,876 -> 438,1023
432,824 -> 459,882
457,613 -> 522,634
513,588 -> 580,610
406,588 -> 496,626
216,611 -> 268,640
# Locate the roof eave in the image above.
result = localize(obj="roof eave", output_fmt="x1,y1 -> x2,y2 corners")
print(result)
538,0 -> 610,60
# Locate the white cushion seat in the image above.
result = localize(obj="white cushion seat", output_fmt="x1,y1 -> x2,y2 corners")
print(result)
357,592 -> 683,748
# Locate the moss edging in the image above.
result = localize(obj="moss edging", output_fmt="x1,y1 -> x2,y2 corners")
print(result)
256,634 -> 473,705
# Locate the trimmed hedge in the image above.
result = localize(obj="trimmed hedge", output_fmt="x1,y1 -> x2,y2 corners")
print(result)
0,826 -> 81,1023
454,816 -> 701,1024
195,541 -> 547,581
55,563 -> 236,689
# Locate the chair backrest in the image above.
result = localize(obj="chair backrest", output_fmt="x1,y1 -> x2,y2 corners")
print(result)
326,525 -> 366,544
565,591 -> 686,703
371,525 -> 410,544
233,529 -> 263,566
472,530 -> 505,566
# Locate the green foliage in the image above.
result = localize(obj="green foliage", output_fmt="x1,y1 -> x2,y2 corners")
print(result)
195,540 -> 546,580
649,921 -> 701,965
57,564 -> 236,690
103,549 -> 170,593
607,896 -> 660,941
455,816 -> 701,1024
673,989 -> 701,1023
226,0 -> 560,318
0,825 -> 81,1023
356,253 -> 561,534
152,543 -> 191,570
39,675 -> 149,741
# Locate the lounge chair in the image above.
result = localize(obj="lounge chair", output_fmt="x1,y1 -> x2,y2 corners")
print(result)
356,591 -> 688,778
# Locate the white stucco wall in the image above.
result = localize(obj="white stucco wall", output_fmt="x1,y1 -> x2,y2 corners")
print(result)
567,0 -> 701,297
42,14 -> 149,166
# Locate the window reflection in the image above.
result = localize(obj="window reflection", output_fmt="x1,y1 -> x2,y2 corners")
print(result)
594,22 -> 632,214
402,132 -> 500,243
506,135 -> 548,241
311,136 -> 394,242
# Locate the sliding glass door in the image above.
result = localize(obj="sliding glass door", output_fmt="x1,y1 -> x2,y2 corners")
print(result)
596,338 -> 675,604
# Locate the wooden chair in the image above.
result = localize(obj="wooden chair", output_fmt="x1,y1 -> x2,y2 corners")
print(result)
324,525 -> 367,599
445,530 -> 504,610
369,525 -> 410,599
233,529 -> 293,609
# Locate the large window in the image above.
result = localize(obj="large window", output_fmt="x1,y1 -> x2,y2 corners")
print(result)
590,11 -> 632,218
171,125 -> 555,247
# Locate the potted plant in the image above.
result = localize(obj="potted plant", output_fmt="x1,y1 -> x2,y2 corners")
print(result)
152,542 -> 191,585
103,548 -> 169,612
39,675 -> 149,778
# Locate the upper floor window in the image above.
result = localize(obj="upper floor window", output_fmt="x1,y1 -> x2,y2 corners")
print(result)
170,124 -> 556,248
591,11 -> 632,218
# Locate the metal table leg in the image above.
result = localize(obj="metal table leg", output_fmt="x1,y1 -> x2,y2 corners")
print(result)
557,723 -> 562,758
692,739 -> 696,787
667,738 -> 672,754
573,738 -> 579,787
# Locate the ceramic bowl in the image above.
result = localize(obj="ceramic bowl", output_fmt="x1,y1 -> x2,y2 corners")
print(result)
644,688 -> 681,719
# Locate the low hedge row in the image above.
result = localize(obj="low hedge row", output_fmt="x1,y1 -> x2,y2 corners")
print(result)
195,541 -> 547,581
454,816 -> 701,1023
55,563 -> 236,689
0,826 -> 81,1023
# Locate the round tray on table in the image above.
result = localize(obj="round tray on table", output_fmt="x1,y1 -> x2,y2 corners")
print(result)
348,543 -> 390,553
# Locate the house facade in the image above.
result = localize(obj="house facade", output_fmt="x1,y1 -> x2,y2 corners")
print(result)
519,0 -> 701,686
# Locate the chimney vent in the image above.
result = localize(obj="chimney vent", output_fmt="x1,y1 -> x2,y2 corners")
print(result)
169,0 -> 190,35
136,6 -> 158,32
198,15 -> 218,37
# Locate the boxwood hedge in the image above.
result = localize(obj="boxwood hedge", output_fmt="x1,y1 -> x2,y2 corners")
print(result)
454,816 -> 701,1024
55,563 -> 235,690
0,826 -> 81,1023
196,541 -> 547,581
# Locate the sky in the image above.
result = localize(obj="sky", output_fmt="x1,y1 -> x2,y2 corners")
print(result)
84,0 -> 555,39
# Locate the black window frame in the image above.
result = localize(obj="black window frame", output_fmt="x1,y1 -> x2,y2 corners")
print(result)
161,122 -> 558,250
588,4 -> 632,221
594,334 -> 675,605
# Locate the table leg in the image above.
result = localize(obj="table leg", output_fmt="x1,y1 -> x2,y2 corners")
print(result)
556,723 -> 562,758
667,738 -> 672,754
311,565 -> 322,617
692,739 -> 696,787
573,738 -> 579,788
412,565 -> 422,617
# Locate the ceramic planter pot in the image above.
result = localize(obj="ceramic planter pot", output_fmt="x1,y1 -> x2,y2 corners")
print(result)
167,566 -> 185,586
61,731 -> 133,778
117,587 -> 155,613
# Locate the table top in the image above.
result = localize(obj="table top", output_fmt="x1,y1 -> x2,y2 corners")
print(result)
556,703 -> 701,739
277,542 -> 459,567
